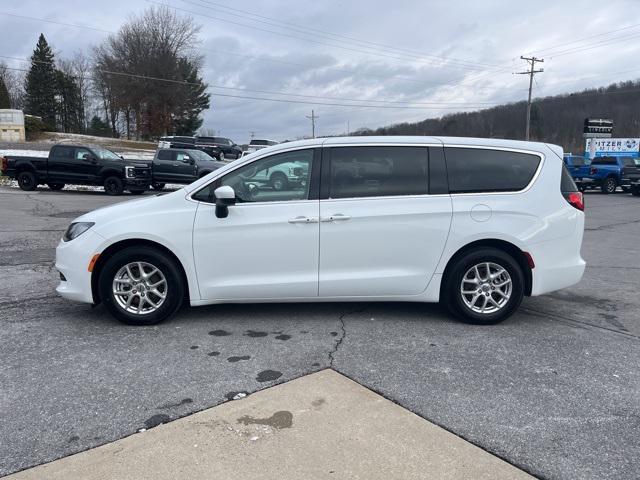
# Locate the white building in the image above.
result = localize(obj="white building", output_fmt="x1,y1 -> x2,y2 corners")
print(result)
0,109 -> 25,142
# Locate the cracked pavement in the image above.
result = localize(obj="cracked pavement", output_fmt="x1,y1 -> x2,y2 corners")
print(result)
1,186 -> 639,479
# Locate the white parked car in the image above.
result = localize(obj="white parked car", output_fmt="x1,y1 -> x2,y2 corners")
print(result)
56,136 -> 585,326
241,139 -> 278,157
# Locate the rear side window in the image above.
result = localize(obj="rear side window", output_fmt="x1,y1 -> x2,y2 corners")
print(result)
157,150 -> 173,161
561,164 -> 578,192
328,146 -> 428,199
592,157 -> 617,165
52,146 -> 74,159
444,148 -> 541,193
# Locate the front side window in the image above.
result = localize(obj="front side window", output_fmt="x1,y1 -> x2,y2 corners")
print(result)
75,148 -> 92,161
93,148 -> 121,161
176,153 -> 190,162
328,146 -> 428,199
445,148 -> 541,193
193,149 -> 314,203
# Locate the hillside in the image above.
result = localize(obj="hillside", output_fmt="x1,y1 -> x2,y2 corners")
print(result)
354,80 -> 640,153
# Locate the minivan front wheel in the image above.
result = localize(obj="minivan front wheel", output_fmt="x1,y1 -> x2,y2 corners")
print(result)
443,248 -> 524,325
99,246 -> 184,325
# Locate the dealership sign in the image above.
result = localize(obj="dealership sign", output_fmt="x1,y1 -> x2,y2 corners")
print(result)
585,138 -> 640,158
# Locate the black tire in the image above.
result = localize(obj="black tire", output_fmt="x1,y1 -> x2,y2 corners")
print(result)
601,177 -> 617,194
47,183 -> 65,191
104,176 -> 124,196
270,172 -> 288,191
99,246 -> 185,325
442,247 -> 524,325
17,171 -> 37,191
129,189 -> 145,195
152,182 -> 165,191
631,186 -> 640,197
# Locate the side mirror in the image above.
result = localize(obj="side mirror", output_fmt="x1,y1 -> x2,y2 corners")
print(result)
214,185 -> 236,218
82,154 -> 96,162
183,156 -> 193,164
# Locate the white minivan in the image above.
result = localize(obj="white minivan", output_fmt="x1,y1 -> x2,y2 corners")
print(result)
55,137 -> 586,326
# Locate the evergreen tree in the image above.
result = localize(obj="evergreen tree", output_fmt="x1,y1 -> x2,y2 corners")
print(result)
24,34 -> 58,128
55,69 -> 82,133
172,58 -> 210,135
0,76 -> 10,109
87,115 -> 112,137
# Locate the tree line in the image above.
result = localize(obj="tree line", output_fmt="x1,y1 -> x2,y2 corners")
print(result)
0,6 -> 210,140
353,81 -> 640,153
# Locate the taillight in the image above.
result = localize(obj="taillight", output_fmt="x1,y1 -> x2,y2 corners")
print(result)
590,167 -> 597,175
563,191 -> 584,211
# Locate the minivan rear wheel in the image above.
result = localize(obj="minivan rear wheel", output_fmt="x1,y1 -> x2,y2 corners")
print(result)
443,248 -> 524,325
99,246 -> 184,325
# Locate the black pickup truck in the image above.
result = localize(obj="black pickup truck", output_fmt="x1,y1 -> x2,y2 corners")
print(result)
1,144 -> 151,195
620,157 -> 640,196
150,148 -> 225,190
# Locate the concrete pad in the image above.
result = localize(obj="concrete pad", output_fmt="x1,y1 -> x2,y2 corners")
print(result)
6,370 -> 531,480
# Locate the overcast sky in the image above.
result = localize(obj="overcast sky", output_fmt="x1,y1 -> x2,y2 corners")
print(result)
1,0 -> 639,142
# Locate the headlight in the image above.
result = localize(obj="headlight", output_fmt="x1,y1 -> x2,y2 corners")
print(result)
125,166 -> 136,178
63,222 -> 95,242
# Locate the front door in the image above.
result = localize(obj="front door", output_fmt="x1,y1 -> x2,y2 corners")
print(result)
74,147 -> 101,182
192,148 -> 320,300
318,145 -> 452,297
173,151 -> 197,182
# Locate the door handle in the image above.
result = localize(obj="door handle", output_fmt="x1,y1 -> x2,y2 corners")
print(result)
321,214 -> 351,222
288,216 -> 319,224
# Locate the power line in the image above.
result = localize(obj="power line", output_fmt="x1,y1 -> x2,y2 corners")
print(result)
515,56 -> 544,141
0,11 -> 524,94
0,55 -> 508,107
0,65 -> 502,110
178,0 -> 502,70
149,0 -> 495,71
530,22 -> 640,56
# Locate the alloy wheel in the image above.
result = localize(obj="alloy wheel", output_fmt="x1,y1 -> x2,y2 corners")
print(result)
112,261 -> 167,315
460,262 -> 512,314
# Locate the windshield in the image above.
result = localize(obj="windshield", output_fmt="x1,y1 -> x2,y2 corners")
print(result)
191,150 -> 214,161
250,140 -> 276,146
93,148 -> 122,160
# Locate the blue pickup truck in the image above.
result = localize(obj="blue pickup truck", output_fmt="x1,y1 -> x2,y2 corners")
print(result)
564,155 -> 640,194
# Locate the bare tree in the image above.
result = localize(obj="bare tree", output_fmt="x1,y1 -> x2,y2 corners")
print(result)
93,5 -> 207,139
0,62 -> 25,109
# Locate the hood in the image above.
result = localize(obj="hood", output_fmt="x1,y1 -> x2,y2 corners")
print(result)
72,188 -> 186,226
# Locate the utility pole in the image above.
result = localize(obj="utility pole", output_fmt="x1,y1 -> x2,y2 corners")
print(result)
347,120 -> 350,136
516,56 -> 544,141
306,109 -> 318,138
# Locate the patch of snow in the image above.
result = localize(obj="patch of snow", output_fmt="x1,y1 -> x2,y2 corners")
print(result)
0,149 -> 48,157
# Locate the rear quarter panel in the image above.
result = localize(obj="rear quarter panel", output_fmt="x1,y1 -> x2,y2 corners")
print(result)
435,144 -> 579,274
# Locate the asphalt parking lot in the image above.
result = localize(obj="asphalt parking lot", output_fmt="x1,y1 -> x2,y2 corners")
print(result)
1,186 -> 639,479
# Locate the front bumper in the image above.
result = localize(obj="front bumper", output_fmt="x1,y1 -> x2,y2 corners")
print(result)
124,178 -> 151,188
55,230 -> 105,304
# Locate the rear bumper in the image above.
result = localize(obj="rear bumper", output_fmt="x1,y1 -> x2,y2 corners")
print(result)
55,230 -> 105,304
529,213 -> 586,296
